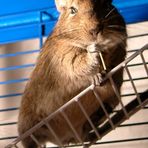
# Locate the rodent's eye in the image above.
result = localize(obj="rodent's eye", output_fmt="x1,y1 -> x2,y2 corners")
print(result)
70,7 -> 78,15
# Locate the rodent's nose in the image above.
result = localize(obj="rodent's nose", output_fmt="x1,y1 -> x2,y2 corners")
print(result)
90,29 -> 98,37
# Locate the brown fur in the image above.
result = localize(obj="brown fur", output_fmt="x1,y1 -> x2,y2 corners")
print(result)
18,0 -> 127,147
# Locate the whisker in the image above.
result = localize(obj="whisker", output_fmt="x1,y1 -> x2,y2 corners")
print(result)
104,7 -> 116,19
103,13 -> 121,22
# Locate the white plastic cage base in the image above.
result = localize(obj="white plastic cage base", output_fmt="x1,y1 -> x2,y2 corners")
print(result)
5,44 -> 148,148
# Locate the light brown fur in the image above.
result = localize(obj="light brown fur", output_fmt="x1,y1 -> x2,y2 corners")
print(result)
18,0 -> 127,147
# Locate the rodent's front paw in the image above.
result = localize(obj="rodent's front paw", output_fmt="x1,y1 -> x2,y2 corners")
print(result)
87,43 -> 97,53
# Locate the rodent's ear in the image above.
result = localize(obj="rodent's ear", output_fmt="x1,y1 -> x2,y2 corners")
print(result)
55,0 -> 67,12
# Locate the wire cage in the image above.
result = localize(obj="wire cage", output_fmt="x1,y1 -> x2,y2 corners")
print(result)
0,0 -> 148,148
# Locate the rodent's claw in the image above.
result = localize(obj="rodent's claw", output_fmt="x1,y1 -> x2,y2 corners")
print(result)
92,73 -> 102,86
92,71 -> 107,86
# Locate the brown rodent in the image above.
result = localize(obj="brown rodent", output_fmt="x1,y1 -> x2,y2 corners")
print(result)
18,0 -> 127,147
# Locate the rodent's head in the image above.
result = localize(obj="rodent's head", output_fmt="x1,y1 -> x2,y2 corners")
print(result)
54,0 -> 120,47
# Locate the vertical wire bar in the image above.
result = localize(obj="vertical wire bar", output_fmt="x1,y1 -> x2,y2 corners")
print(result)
30,134 -> 43,148
124,66 -> 143,108
43,120 -> 64,148
39,11 -> 43,48
60,110 -> 84,145
140,52 -> 148,76
93,89 -> 115,129
109,76 -> 129,118
76,100 -> 101,140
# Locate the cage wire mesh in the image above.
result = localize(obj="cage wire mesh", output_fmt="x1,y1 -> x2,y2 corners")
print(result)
4,43 -> 148,148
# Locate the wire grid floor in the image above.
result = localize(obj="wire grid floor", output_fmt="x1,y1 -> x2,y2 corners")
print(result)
4,43 -> 148,148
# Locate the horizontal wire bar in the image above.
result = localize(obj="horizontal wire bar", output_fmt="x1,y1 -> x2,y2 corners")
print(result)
0,78 -> 29,85
95,137 -> 148,145
119,121 -> 148,127
0,122 -> 17,126
128,33 -> 148,39
127,49 -> 139,53
0,49 -> 39,58
0,136 -> 17,141
127,62 -> 148,67
0,64 -> 35,71
0,93 -> 22,98
121,93 -> 136,97
123,76 -> 148,82
0,107 -> 19,112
